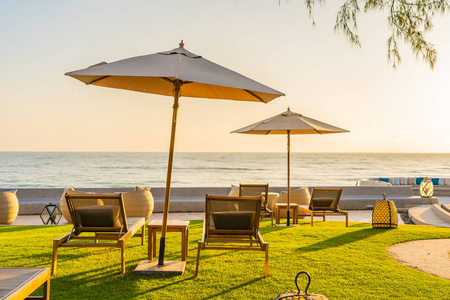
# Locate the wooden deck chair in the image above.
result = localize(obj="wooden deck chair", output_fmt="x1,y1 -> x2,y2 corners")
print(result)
195,195 -> 269,277
51,193 -> 145,275
239,183 -> 273,226
300,188 -> 348,227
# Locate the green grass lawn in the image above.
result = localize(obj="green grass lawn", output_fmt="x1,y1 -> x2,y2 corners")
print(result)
1,220 -> 449,299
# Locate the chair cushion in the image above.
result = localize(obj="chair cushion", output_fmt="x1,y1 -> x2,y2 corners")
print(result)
60,188 -> 103,223
312,199 -> 335,209
212,211 -> 255,230
75,205 -> 122,228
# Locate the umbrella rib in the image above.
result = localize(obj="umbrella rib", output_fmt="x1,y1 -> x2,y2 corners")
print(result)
244,90 -> 266,103
161,77 -> 175,84
87,76 -> 110,85
161,77 -> 194,85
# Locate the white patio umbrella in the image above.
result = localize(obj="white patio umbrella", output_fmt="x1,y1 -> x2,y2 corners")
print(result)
65,41 -> 284,273
232,108 -> 348,226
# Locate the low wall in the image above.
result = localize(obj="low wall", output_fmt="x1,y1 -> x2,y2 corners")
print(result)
411,186 -> 450,197
0,187 -> 287,215
310,186 -> 439,210
1,185 -> 441,215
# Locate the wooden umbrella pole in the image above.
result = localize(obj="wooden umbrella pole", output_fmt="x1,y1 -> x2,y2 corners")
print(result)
287,130 -> 291,226
158,81 -> 181,265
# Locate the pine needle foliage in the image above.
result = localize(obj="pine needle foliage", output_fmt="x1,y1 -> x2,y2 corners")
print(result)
304,0 -> 449,69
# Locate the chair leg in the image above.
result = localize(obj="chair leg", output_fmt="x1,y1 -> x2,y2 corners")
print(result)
264,244 -> 269,278
310,212 -> 314,227
120,241 -> 125,274
141,224 -> 145,245
195,242 -> 202,277
152,231 -> 157,259
51,240 -> 58,275
148,229 -> 152,260
43,277 -> 50,300
186,228 -> 189,258
181,228 -> 186,261
345,212 -> 348,227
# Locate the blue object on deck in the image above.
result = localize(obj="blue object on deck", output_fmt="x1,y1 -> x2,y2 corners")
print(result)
416,177 -> 424,185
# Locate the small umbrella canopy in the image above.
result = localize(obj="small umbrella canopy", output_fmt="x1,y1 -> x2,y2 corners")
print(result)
66,41 -> 284,269
232,108 -> 348,225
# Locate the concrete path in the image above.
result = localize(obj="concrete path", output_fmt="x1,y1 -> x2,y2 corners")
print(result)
407,196 -> 450,228
409,205 -> 450,228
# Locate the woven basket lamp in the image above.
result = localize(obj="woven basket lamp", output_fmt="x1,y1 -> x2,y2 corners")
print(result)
275,271 -> 328,300
372,194 -> 398,229
419,180 -> 434,198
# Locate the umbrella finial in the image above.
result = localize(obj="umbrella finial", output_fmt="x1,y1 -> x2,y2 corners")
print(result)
179,40 -> 185,48
287,107 -> 290,111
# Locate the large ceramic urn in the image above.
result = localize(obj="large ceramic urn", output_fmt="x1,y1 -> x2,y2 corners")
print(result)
0,190 -> 19,225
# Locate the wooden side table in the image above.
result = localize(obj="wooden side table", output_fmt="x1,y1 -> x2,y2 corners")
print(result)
0,268 -> 50,300
275,203 -> 299,225
147,220 -> 189,261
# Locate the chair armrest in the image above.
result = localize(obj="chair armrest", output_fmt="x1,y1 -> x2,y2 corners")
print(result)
119,217 -> 145,243
257,231 -> 268,246
53,232 -> 72,246
200,218 -> 207,244
298,205 -> 312,214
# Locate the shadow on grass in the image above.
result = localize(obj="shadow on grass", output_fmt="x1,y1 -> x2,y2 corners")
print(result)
261,223 -> 312,235
140,276 -> 196,293
0,225 -> 53,233
348,223 -> 369,228
296,228 -> 385,253
200,277 -> 265,299
55,262 -> 197,298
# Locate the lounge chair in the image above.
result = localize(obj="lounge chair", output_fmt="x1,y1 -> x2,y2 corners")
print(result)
239,183 -> 273,226
195,195 -> 269,277
51,193 -> 145,275
299,188 -> 348,227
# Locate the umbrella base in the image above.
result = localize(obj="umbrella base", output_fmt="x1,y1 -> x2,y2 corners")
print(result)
275,224 -> 301,227
134,260 -> 186,276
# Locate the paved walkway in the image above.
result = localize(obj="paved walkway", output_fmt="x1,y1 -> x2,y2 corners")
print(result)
9,210 -> 404,226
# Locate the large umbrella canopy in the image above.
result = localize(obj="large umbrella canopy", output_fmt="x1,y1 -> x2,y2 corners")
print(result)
232,108 -> 348,225
66,41 -> 284,269
66,43 -> 283,102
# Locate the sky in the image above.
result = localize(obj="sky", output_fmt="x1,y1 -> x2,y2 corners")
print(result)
0,1 -> 449,153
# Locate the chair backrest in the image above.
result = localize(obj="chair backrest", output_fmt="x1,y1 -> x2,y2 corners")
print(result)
239,183 -> 269,210
309,188 -> 343,211
65,193 -> 128,234
205,195 -> 262,237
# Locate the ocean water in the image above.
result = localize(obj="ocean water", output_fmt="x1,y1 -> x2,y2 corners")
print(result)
0,152 -> 448,188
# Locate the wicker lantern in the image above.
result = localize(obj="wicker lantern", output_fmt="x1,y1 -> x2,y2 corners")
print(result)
372,194 -> 398,229
275,271 -> 328,300
40,203 -> 62,225
419,180 -> 434,198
